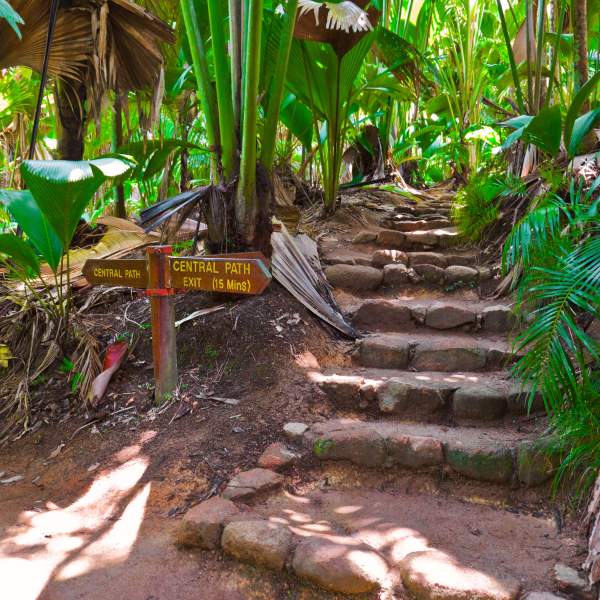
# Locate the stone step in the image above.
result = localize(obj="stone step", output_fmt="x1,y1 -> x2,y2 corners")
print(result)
305,419 -> 557,486
324,261 -> 494,291
175,483 -> 568,598
377,226 -> 461,250
311,368 -> 544,421
350,299 -> 517,333
383,217 -> 452,232
355,332 -> 517,372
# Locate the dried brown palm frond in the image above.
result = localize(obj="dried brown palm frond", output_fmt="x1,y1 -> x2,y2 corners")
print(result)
0,0 -> 174,108
0,2 -> 91,80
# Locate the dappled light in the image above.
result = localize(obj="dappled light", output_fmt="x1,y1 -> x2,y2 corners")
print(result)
0,444 -> 150,600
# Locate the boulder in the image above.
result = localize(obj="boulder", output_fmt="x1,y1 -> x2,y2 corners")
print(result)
258,442 -> 299,471
482,306 -> 517,332
446,265 -> 479,284
553,563 -> 594,599
312,426 -> 387,468
386,433 -> 444,468
377,229 -> 406,248
405,230 -> 438,246
174,496 -> 240,550
357,336 -> 410,369
324,265 -> 383,291
452,385 -> 507,421
505,385 -> 545,415
292,536 -> 387,594
353,300 -> 412,331
352,231 -> 377,244
413,264 -> 446,285
222,468 -> 284,501
517,437 -> 560,486
445,441 -> 514,483
425,303 -> 477,330
408,252 -> 448,268
222,520 -> 294,571
371,249 -> 408,268
399,549 -> 520,600
383,263 -> 412,285
377,379 -> 450,416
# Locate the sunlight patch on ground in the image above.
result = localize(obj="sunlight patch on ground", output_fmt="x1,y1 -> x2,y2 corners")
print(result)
0,452 -> 150,600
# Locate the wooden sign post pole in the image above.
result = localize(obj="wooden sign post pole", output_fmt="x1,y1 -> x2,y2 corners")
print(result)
83,249 -> 272,404
146,246 -> 178,403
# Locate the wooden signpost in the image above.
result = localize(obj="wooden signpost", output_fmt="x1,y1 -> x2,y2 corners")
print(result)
83,246 -> 272,402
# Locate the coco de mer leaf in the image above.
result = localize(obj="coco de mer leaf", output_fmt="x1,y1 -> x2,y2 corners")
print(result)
0,189 -> 63,271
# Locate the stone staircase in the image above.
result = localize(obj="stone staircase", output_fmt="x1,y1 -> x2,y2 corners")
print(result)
174,192 -> 587,599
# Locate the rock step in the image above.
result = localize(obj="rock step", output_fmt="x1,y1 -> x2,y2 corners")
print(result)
356,332 -> 517,372
377,226 -> 461,250
382,217 -> 452,232
311,368 -> 544,421
305,419 -> 558,486
350,298 -> 516,333
175,484 -> 570,597
324,262 -> 493,292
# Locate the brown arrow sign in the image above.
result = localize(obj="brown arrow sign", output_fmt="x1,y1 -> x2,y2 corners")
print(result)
169,255 -> 271,295
83,259 -> 149,288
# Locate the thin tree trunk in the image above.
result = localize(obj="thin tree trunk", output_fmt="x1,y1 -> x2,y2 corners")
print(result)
573,0 -> 589,106
112,93 -> 126,218
57,80 -> 87,160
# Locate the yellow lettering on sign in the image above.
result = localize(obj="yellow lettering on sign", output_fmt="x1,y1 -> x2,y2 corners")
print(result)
226,279 -> 250,293
183,276 -> 202,287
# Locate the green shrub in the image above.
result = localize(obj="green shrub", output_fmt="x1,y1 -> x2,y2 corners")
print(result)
452,174 -> 501,241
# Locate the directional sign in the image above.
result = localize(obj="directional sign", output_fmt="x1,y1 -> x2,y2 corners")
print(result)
83,259 -> 149,288
169,255 -> 271,295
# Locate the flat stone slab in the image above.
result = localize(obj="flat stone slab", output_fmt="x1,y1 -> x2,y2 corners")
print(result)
352,300 -> 412,331
425,302 -> 477,330
453,385 -> 507,421
408,252 -> 448,268
482,305 -> 517,332
292,536 -> 387,594
446,265 -> 479,284
377,229 -> 406,248
357,334 -> 410,369
174,496 -> 240,550
222,468 -> 283,501
399,549 -> 520,600
352,230 -> 378,244
324,264 -> 382,291
377,378 -> 453,417
222,520 -> 294,570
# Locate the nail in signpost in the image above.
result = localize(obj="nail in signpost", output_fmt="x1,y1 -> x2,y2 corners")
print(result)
83,247 -> 272,403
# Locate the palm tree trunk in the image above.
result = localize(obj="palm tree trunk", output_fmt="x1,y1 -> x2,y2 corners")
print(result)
56,80 -> 87,160
572,0 -> 589,106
